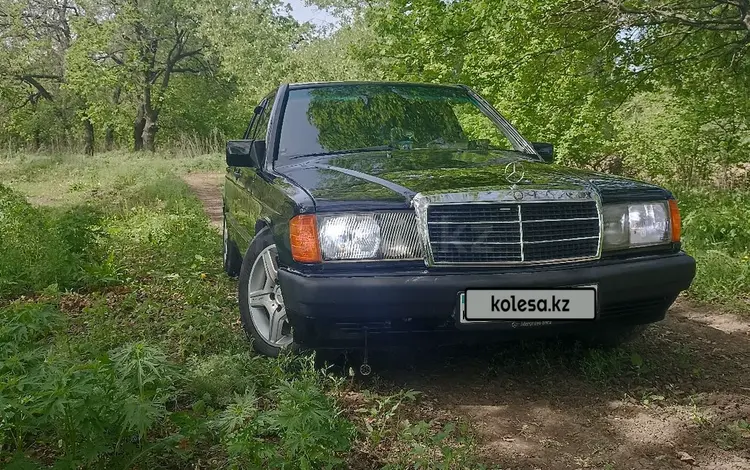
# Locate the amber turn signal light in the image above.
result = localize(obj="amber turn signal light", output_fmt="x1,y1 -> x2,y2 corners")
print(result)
290,214 -> 322,263
668,199 -> 681,243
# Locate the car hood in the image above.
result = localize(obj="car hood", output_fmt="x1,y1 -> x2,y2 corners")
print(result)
278,150 -> 670,209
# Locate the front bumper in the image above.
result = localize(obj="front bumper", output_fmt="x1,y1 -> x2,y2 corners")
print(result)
279,252 -> 696,347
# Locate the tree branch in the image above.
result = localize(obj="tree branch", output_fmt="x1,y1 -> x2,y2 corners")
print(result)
602,0 -> 750,31
19,76 -> 55,101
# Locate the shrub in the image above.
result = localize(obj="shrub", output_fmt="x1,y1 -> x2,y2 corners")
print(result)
214,370 -> 355,469
0,302 -> 179,468
0,185 -> 108,299
689,250 -> 750,307
679,189 -> 750,254
678,189 -> 750,311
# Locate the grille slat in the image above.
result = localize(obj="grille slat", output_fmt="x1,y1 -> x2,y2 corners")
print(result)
522,202 -> 599,221
428,206 -> 518,224
426,201 -> 600,264
523,219 -> 600,242
429,223 -> 521,243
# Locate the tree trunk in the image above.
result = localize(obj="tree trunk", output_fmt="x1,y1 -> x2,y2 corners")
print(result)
106,87 -> 120,151
105,126 -> 114,151
142,110 -> 159,152
83,118 -> 94,156
133,104 -> 146,151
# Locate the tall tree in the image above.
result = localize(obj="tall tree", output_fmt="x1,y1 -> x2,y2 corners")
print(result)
0,0 -> 86,150
69,0 -> 213,151
350,0 -> 749,165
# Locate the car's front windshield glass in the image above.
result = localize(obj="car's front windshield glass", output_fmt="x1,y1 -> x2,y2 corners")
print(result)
277,84 -> 531,163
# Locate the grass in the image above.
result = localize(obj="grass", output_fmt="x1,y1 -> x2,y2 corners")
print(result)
1,151 -> 747,468
0,152 -> 480,469
0,150 -> 223,207
678,188 -> 750,314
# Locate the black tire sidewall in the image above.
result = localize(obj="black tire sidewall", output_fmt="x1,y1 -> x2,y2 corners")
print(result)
237,227 -> 285,357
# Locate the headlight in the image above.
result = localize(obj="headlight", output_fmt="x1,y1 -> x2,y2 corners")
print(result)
314,212 -> 424,261
319,215 -> 381,260
602,201 -> 671,251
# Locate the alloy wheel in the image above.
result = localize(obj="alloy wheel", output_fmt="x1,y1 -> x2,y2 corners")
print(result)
247,245 -> 293,347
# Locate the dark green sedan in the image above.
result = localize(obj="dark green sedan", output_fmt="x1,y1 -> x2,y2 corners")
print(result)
222,81 -> 695,361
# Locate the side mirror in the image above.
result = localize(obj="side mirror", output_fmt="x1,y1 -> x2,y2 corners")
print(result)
226,140 -> 266,168
532,142 -> 554,163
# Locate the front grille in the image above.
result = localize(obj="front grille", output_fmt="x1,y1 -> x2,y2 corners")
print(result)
427,201 -> 600,264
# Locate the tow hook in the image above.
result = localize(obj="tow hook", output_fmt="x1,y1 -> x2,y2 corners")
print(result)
359,327 -> 372,376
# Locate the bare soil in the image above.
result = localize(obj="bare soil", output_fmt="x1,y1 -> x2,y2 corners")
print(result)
183,171 -> 223,230
374,301 -> 750,469
186,173 -> 750,469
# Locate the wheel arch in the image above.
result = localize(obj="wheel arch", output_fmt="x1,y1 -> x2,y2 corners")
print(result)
255,218 -> 271,235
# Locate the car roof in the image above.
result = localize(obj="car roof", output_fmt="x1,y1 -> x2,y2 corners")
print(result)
286,80 -> 466,90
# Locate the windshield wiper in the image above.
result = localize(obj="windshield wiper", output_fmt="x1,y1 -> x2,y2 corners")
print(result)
289,145 -> 396,160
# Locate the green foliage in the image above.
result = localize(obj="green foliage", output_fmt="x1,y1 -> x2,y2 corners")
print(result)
0,153 -> 365,469
690,251 -> 750,308
680,190 -> 750,253
613,92 -> 750,189
0,185 -> 108,298
386,420 -> 475,470
679,189 -> 750,312
349,0 -> 750,173
0,301 -> 177,468
216,371 -> 355,469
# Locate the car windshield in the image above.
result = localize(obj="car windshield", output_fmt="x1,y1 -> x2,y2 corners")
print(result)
276,84 -> 532,163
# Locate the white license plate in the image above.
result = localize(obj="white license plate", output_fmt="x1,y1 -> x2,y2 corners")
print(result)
459,286 -> 597,323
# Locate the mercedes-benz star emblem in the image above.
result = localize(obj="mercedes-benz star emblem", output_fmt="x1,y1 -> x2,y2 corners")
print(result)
504,161 -> 525,184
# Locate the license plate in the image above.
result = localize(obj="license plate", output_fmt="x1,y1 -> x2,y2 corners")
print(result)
459,286 -> 597,323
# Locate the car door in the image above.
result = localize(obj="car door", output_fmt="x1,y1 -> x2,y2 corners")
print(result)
225,93 -> 275,255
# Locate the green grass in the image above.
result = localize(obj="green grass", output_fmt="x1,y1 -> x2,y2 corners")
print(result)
0,152 -> 479,469
0,150 -> 223,207
678,188 -> 750,313
1,151 -> 746,468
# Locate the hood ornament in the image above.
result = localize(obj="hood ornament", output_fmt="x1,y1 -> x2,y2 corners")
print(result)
504,160 -> 525,185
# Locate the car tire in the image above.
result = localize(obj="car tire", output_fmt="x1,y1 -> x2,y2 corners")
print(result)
237,227 -> 294,357
222,213 -> 242,277
579,325 -> 648,349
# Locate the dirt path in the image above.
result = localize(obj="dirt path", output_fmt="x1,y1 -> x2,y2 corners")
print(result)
374,301 -> 750,469
183,171 -> 223,230
185,173 -> 750,469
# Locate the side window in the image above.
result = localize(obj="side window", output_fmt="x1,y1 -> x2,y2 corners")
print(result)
242,100 -> 264,139
252,92 -> 276,141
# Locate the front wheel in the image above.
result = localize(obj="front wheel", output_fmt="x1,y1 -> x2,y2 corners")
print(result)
237,228 -> 294,357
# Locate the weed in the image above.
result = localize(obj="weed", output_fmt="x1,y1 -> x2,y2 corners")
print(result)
679,188 -> 750,313
356,388 -> 421,445
688,396 -> 711,428
384,419 -> 477,469
579,348 -> 627,383
1,154 -> 373,469
0,301 -> 179,467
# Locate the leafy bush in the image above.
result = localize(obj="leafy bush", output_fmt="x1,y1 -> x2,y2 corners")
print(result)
0,185 -> 109,299
678,189 -> 750,311
1,163 -> 365,469
213,360 -> 355,469
679,189 -> 750,254
689,250 -> 750,307
0,302 -> 178,468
